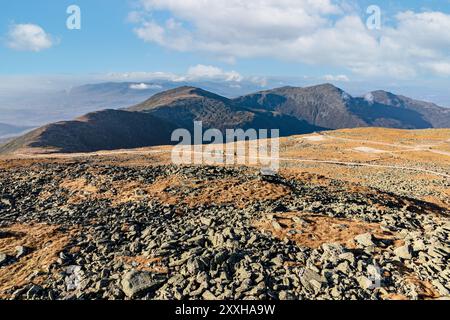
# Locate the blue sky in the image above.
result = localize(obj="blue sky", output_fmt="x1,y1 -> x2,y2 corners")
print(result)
1,0 -> 197,74
1,0 -> 450,105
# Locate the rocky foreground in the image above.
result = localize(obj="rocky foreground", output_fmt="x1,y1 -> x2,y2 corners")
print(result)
0,157 -> 449,300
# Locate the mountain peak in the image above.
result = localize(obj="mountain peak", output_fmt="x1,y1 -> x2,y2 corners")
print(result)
152,86 -> 220,98
368,90 -> 404,107
311,83 -> 342,90
128,86 -> 230,112
306,83 -> 348,95
370,90 -> 397,98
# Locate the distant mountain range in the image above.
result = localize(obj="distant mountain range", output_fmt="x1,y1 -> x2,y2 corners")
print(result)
1,84 -> 449,154
237,84 -> 450,129
0,80 -> 268,127
0,123 -> 33,139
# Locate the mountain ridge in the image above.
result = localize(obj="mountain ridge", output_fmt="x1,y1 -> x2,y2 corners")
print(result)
1,84 -> 449,154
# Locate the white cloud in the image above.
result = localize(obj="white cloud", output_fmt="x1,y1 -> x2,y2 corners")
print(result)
6,24 -> 54,52
129,83 -> 163,90
105,71 -> 180,82
422,62 -> 450,76
249,76 -> 269,87
186,65 -> 243,82
131,1 -> 450,79
323,74 -> 350,82
104,65 -> 243,83
134,19 -> 192,51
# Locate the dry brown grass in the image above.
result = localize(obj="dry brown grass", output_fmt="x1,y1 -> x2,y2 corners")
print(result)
401,276 -> 441,300
59,178 -> 100,204
3,128 -> 449,212
183,178 -> 291,209
0,224 -> 77,298
58,173 -> 292,209
254,212 -> 400,249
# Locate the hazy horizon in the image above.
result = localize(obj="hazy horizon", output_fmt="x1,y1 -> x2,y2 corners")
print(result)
2,0 -> 450,119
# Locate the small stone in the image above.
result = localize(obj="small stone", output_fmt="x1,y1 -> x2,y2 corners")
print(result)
211,234 -> 225,247
309,279 -> 323,293
331,287 -> 341,298
279,291 -> 296,300
432,280 -> 450,296
0,198 -> 12,207
141,227 -> 153,238
394,245 -> 412,260
186,257 -> 207,274
0,253 -> 9,266
412,239 -> 426,252
335,261 -> 350,274
357,276 -> 374,290
248,235 -> 258,245
15,246 -> 29,258
65,265 -> 84,291
26,285 -> 43,299
338,252 -> 355,265
202,290 -> 217,300
321,243 -> 345,262
200,217 -> 213,226
121,271 -> 165,298
271,255 -> 284,266
272,221 -> 283,231
300,268 -> 326,293
354,233 -> 375,247
367,265 -> 381,278
292,217 -> 308,226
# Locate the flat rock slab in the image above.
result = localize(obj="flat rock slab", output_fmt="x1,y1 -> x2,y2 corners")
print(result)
121,271 -> 166,298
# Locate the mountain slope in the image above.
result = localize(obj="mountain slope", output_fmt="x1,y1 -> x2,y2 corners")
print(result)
235,84 -> 446,130
0,110 -> 177,154
128,86 -> 322,135
368,90 -> 450,128
1,87 -> 322,154
234,84 -> 367,129
2,85 -> 449,155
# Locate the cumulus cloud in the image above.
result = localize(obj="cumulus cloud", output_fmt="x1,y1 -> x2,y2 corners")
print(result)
131,1 -> 450,79
105,65 -> 243,83
129,83 -> 163,90
422,62 -> 450,76
106,71 -> 180,82
323,74 -> 350,82
186,65 -> 243,82
6,24 -> 54,52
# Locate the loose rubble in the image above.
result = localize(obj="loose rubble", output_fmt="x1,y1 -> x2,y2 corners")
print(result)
0,161 -> 449,300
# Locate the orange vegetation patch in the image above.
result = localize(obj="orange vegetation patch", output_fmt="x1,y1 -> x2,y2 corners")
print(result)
59,177 -> 100,204
117,256 -> 168,274
281,170 -> 332,187
58,174 -> 292,209
0,224 -> 77,298
254,212 -> 399,249
381,293 -> 409,300
184,178 -> 291,209
402,276 -> 441,300
135,175 -> 291,209
422,195 -> 450,211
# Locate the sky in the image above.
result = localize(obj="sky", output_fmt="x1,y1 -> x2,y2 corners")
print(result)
1,0 -> 450,105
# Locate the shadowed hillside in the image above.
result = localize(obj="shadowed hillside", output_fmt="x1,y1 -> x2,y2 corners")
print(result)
2,84 -> 449,155
0,110 -> 178,154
